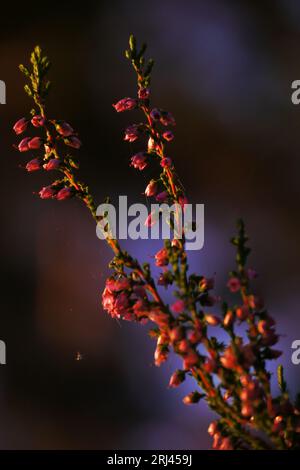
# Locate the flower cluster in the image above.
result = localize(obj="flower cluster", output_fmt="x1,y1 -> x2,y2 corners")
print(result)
14,38 -> 300,450
13,47 -> 95,215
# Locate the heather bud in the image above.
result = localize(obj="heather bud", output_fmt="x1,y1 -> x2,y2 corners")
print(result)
205,314 -> 220,326
39,186 -> 56,199
55,121 -> 74,136
13,117 -> 28,135
227,277 -> 241,292
183,391 -> 202,405
162,130 -> 174,141
43,159 -> 61,171
113,97 -> 137,112
56,187 -> 73,200
160,157 -> 172,168
28,136 -> 43,149
18,137 -> 31,152
171,299 -> 185,314
144,180 -> 158,197
138,88 -> 150,99
156,191 -> 168,202
223,310 -> 234,328
150,108 -> 161,120
31,115 -> 46,127
131,152 -> 148,170
26,158 -> 41,172
65,136 -> 81,149
169,370 -> 185,388
155,248 -> 169,267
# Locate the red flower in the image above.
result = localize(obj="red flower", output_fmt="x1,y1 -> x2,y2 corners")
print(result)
155,248 -> 169,266
144,180 -> 158,197
13,117 -> 28,135
55,121 -> 74,136
113,97 -> 137,112
56,187 -> 73,200
28,136 -> 43,150
43,159 -> 61,171
162,130 -> 174,141
39,186 -> 56,199
171,299 -> 185,314
131,152 -> 148,170
227,277 -> 241,292
18,137 -> 31,152
124,124 -> 141,142
160,157 -> 172,168
26,158 -> 41,172
31,115 -> 46,127
65,136 -> 81,149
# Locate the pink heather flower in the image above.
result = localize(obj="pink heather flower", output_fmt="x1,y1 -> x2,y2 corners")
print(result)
112,97 -> 137,112
199,277 -> 214,291
169,370 -> 185,388
203,358 -> 217,373
106,277 -> 131,292
65,136 -> 82,149
154,338 -> 168,366
150,108 -> 161,120
205,314 -> 220,326
156,191 -> 168,202
247,295 -> 264,310
130,152 -> 148,170
160,157 -> 172,168
31,115 -> 46,127
43,159 -> 61,171
155,248 -> 169,267
220,346 -> 237,369
124,124 -> 140,142
236,305 -> 249,321
162,130 -> 174,141
39,186 -> 56,199
18,137 -> 31,152
132,285 -> 147,298
55,121 -> 74,137
28,136 -> 43,150
227,277 -> 241,292
147,137 -> 159,152
223,310 -> 234,328
208,421 -> 218,436
188,329 -> 202,344
241,403 -> 253,417
219,437 -> 233,451
183,350 -> 199,369
178,339 -> 190,353
144,180 -> 158,197
160,111 -> 176,126
13,117 -> 28,135
102,287 -> 131,320
138,88 -> 150,99
26,158 -> 41,172
171,299 -> 185,314
56,187 -> 73,201
144,210 -> 158,227
182,391 -> 201,405
169,327 -> 184,343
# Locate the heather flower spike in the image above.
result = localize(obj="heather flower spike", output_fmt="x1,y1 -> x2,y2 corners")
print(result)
14,37 -> 300,450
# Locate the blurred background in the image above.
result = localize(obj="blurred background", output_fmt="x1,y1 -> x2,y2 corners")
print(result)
1,0 -> 300,450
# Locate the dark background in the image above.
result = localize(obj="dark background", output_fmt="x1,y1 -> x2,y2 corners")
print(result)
1,0 -> 300,449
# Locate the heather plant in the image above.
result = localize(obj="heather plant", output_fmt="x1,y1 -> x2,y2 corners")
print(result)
13,37 -> 300,450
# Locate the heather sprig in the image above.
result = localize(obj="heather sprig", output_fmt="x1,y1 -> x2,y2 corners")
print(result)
13,38 -> 300,450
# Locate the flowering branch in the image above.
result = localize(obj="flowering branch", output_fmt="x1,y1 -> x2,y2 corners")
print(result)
13,38 -> 300,450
